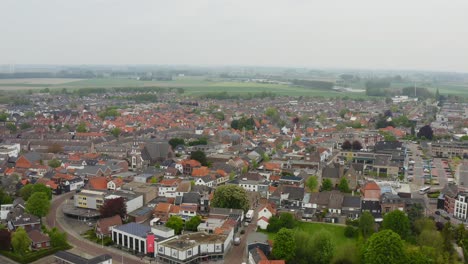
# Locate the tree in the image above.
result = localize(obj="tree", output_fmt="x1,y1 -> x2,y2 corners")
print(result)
364,230 -> 406,264
169,138 -> 185,149
338,177 -> 350,193
441,222 -> 454,254
352,140 -> 362,151
211,185 -> 249,212
19,184 -> 34,201
322,179 -> 333,191
11,227 -> 31,254
272,228 -> 296,262
306,176 -> 318,192
359,211 -> 375,238
6,122 -> 17,133
185,216 -> 202,231
32,183 -> 52,200
455,223 -> 466,245
150,177 -> 158,184
411,125 -> 416,136
417,125 -> 434,140
341,140 -> 352,150
294,231 -> 314,264
48,159 -> 62,168
0,188 -> 13,204
166,215 -> 184,235
190,150 -> 208,166
20,184 -> 52,201
110,127 -> 121,138
310,231 -> 335,264
0,229 -> 11,251
0,112 -> 7,122
76,122 -> 87,133
26,192 -> 51,222
49,227 -> 67,248
382,210 -> 410,239
279,213 -> 296,229
99,197 -> 127,219
20,123 -> 31,130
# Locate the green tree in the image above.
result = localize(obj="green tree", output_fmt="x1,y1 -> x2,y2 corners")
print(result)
0,188 -> 13,204
229,171 -> 236,181
166,216 -> 184,235
26,192 -> 51,223
338,177 -> 350,193
441,222 -> 454,255
454,223 -> 466,245
211,185 -> 249,212
168,138 -> 185,149
322,178 -> 333,191
32,183 -> 52,200
310,231 -> 335,264
48,159 -> 62,168
190,150 -> 208,166
0,112 -> 7,122
76,122 -> 87,133
279,213 -> 296,229
359,211 -> 375,238
110,127 -> 121,138
49,227 -> 67,248
294,231 -> 314,264
19,184 -> 34,201
272,228 -> 296,262
382,210 -> 410,239
364,230 -> 406,264
185,216 -> 202,231
150,177 -> 158,184
11,227 -> 31,254
6,122 -> 17,133
306,176 -> 318,192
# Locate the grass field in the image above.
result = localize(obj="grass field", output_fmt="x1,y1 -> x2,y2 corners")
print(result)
0,76 -> 466,97
267,222 -> 357,259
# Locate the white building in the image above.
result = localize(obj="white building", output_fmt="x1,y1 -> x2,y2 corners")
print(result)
157,232 -> 232,263
111,223 -> 156,257
105,191 -> 143,213
257,217 -> 269,230
454,193 -> 468,220
0,143 -> 21,157
1,204 -> 13,220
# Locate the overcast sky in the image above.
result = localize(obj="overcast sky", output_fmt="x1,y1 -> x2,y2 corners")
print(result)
1,0 -> 468,72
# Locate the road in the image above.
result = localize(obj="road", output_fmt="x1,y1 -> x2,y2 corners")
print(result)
46,192 -> 144,264
224,201 -> 265,264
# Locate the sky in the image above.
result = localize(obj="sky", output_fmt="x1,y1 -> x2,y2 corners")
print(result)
1,0 -> 468,72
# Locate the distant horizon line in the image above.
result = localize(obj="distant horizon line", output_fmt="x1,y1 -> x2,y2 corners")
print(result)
1,63 -> 467,75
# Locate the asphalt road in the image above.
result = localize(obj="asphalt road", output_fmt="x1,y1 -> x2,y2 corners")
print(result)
46,192 -> 144,264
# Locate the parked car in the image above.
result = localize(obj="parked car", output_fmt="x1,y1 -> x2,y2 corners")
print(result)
234,237 -> 241,246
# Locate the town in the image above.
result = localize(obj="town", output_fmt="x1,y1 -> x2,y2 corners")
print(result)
0,74 -> 467,264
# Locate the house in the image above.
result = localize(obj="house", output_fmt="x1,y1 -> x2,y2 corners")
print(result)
361,200 -> 382,219
55,251 -> 112,264
361,181 -> 381,201
96,215 -> 123,238
158,179 -> 182,198
321,166 -> 344,187
270,185 -> 304,208
257,216 -> 270,230
28,229 -> 50,250
180,203 -> 198,220
105,190 -> 143,213
380,193 -> 405,213
74,189 -> 106,210
258,204 -> 276,220
61,177 -> 84,192
88,177 -> 109,191
248,246 -> 285,264
153,202 -> 173,222
341,195 -> 361,219
8,213 -> 41,232
107,178 -> 124,190
343,166 -> 361,190
194,175 -> 215,187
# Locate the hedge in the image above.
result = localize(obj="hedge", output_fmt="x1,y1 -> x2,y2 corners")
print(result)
0,244 -> 72,264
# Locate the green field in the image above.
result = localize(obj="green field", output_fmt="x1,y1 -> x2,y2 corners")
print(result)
0,76 -> 466,97
267,222 -> 357,258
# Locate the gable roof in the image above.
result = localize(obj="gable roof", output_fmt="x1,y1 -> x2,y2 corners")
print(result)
89,177 -> 108,190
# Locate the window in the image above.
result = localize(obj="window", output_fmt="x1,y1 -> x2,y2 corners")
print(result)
188,250 -> 192,256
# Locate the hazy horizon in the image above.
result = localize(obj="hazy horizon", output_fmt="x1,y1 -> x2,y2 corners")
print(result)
2,0 -> 468,72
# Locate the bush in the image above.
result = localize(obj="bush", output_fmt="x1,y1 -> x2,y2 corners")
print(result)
344,226 -> 358,238
240,230 -> 245,235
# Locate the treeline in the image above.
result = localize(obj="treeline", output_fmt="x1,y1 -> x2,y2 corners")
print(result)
0,71 -> 96,79
291,79 -> 334,90
201,91 -> 276,100
231,116 -> 256,130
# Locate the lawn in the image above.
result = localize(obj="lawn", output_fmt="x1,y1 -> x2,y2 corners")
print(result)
264,222 -> 355,248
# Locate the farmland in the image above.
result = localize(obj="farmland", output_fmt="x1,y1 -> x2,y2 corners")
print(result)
0,76 -> 467,97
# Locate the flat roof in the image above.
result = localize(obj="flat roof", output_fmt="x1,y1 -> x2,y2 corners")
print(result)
161,232 -> 226,251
